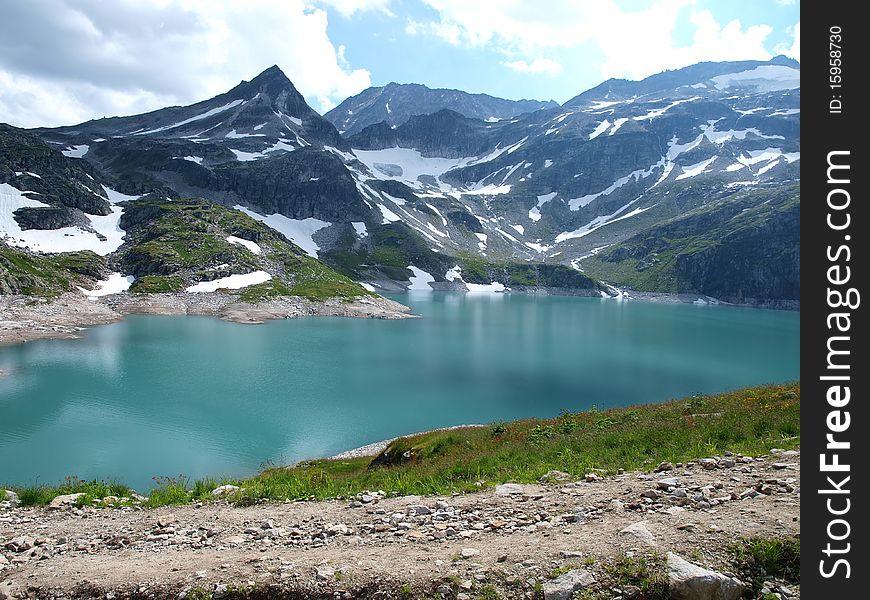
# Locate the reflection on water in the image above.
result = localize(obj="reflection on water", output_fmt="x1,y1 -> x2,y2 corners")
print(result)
0,294 -> 799,490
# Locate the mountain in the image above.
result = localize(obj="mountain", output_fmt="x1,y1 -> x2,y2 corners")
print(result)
325,82 -> 558,136
7,57 -> 800,304
580,184 -> 800,308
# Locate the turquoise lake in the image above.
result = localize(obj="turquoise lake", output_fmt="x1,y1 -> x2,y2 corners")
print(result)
0,294 -> 799,491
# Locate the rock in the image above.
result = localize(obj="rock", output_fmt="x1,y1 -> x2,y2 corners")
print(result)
101,496 -> 119,505
261,519 -> 275,530
3,490 -> 19,506
739,488 -> 759,499
360,494 -> 375,503
619,522 -> 657,547
539,470 -> 572,483
495,483 -> 525,496
497,554 -> 508,562
157,514 -> 177,528
640,489 -> 660,500
213,584 -> 228,599
584,473 -> 600,483
542,568 -> 596,600
211,485 -> 240,497
666,553 -> 743,600
223,535 -> 245,545
655,462 -> 674,472
407,504 -> 430,516
48,493 -> 85,509
772,463 -> 789,470
460,548 -> 480,558
5,536 -> 35,553
699,458 -> 718,469
559,551 -> 584,558
664,506 -> 686,515
316,566 -> 335,580
657,477 -> 679,490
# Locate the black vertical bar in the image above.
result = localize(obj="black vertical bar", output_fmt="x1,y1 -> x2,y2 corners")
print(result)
802,3 -> 867,596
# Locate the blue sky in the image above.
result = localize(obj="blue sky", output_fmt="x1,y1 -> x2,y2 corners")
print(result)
322,0 -> 799,104
0,0 -> 799,127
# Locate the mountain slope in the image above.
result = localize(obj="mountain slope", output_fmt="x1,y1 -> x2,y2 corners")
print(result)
325,82 -> 557,136
579,184 -> 799,308
16,58 -> 800,303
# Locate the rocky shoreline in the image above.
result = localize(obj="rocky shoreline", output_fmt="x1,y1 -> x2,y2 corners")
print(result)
0,449 -> 800,599
0,291 -> 413,347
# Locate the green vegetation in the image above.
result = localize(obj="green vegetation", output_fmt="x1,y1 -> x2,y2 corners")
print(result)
0,246 -> 106,297
129,274 -> 184,293
730,536 -> 800,595
574,554 -> 669,600
119,197 -> 370,301
581,185 -> 799,304
12,477 -> 132,508
6,383 -> 799,507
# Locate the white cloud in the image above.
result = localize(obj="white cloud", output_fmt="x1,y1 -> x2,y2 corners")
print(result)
0,0 -> 371,128
312,0 -> 394,18
418,0 -> 779,83
503,58 -> 563,76
775,22 -> 800,61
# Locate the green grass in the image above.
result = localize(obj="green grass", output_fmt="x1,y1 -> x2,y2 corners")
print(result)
6,383 -> 799,507
238,279 -> 291,303
730,536 -> 800,594
574,554 -> 669,600
11,477 -> 132,507
287,256 -> 373,301
129,274 -> 185,293
0,246 -> 104,297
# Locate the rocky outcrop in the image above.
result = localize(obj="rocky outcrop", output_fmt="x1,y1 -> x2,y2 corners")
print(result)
667,553 -> 744,600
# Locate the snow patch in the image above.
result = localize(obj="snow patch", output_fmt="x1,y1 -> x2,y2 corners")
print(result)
226,235 -> 261,255
466,281 -> 506,293
135,99 -> 245,135
102,187 -> 140,203
710,65 -> 800,92
78,273 -> 135,298
186,271 -> 272,293
234,206 -> 330,258
351,222 -> 368,237
589,119 -> 611,139
675,157 -> 717,180
510,224 -> 524,235
445,265 -> 463,282
406,265 -> 434,290
62,145 -> 89,158
377,203 -> 402,224
182,156 -> 204,164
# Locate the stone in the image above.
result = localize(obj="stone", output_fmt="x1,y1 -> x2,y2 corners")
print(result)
584,473 -> 600,483
157,514 -> 177,528
407,504 -> 431,516
495,483 -> 525,496
772,463 -> 789,470
655,462 -> 674,472
3,490 -> 20,506
559,551 -> 584,558
48,493 -> 85,509
539,470 -> 572,483
316,565 -> 335,580
619,522 -> 657,547
360,494 -> 375,504
211,485 -> 240,497
699,458 -> 718,470
640,489 -> 660,499
213,584 -> 228,599
666,553 -> 743,600
542,568 -> 596,600
739,488 -> 759,500
460,547 -> 480,558
657,477 -> 680,490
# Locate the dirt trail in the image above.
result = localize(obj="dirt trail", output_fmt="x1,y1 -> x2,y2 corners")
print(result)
0,450 -> 800,598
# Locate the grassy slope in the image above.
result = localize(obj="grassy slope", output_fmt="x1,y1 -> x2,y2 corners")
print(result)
0,246 -> 106,297
118,197 -> 371,301
580,185 -> 799,301
7,383 -> 799,507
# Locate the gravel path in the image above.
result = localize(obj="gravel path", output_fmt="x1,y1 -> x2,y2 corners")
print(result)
0,449 -> 800,598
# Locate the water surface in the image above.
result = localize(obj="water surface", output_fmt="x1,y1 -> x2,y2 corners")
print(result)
0,294 -> 799,490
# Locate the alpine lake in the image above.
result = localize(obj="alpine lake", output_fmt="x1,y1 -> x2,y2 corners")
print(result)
0,293 -> 799,491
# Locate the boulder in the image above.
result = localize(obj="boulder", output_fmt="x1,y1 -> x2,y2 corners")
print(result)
2,490 -> 19,506
460,548 -> 480,558
539,470 -> 572,483
48,493 -> 84,509
667,553 -> 744,600
542,568 -> 596,600
619,521 -> 657,547
495,483 -> 525,496
211,484 -> 240,497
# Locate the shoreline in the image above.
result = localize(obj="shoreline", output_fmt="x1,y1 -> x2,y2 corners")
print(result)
327,424 -> 487,460
0,291 -> 413,347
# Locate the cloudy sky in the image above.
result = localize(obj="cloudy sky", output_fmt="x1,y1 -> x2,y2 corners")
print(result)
0,0 -> 800,128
